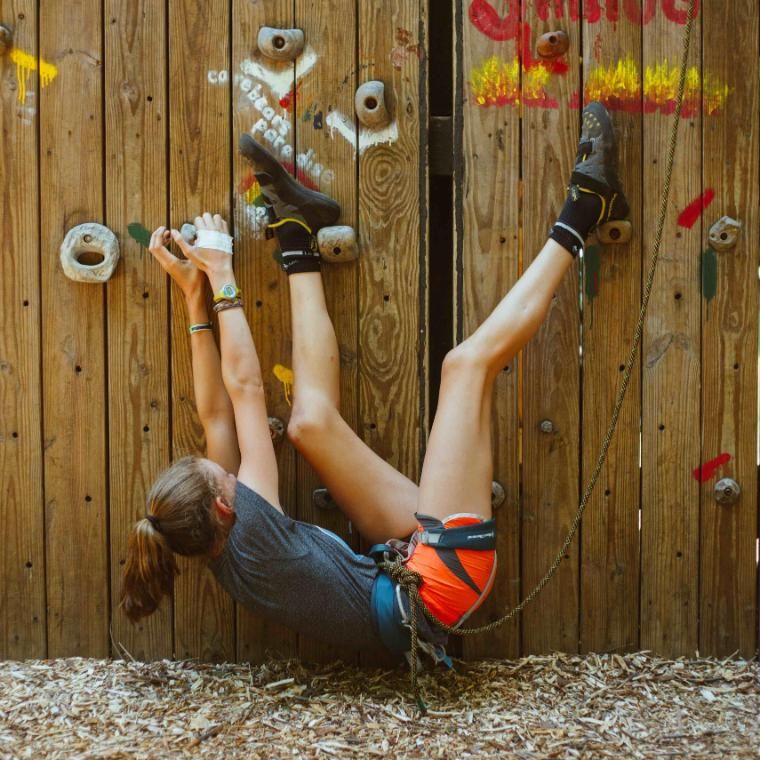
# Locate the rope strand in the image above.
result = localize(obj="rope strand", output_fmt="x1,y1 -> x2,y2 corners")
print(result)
387,0 -> 697,713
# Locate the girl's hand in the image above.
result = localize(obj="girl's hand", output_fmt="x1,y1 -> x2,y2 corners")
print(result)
148,226 -> 205,300
171,213 -> 232,276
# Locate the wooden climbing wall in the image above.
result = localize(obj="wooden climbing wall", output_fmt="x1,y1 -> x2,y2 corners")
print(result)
1,0 -> 758,665
0,0 -> 428,664
455,0 -> 758,660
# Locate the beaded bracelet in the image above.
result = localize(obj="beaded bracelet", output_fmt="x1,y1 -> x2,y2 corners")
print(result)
213,299 -> 244,313
188,322 -> 213,334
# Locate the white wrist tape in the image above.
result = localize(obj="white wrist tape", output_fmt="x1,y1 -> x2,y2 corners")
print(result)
195,229 -> 233,255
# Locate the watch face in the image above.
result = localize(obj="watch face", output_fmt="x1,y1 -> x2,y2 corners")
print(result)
221,284 -> 236,298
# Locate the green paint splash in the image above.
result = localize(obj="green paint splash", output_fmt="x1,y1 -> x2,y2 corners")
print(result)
702,247 -> 717,307
127,222 -> 152,249
584,244 -> 602,303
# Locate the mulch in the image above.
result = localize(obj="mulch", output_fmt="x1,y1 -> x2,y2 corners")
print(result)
1,651 -> 758,758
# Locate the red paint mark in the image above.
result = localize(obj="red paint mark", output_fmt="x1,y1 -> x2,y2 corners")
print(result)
238,173 -> 256,194
279,83 -> 300,110
677,189 -> 715,229
281,161 -> 319,191
692,452 -> 731,482
468,0 -> 520,42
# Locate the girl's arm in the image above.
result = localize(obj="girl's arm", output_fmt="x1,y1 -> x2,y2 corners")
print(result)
148,227 -> 241,474
172,214 -> 281,509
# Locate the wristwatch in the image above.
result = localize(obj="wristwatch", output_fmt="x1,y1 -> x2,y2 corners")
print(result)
213,283 -> 242,302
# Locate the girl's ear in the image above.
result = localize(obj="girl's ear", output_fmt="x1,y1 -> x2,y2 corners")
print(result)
214,496 -> 234,519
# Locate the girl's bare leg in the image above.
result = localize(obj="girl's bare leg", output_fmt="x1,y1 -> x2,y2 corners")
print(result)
286,271 -> 419,544
417,240 -> 574,521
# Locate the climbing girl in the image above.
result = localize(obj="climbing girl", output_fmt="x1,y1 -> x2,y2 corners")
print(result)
120,102 -> 628,659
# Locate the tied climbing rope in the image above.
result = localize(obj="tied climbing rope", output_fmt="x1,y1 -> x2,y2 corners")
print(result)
382,0 -> 698,715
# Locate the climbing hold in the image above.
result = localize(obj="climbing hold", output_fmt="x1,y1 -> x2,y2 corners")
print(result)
60,223 -> 120,283
713,477 -> 740,506
180,223 -> 197,246
317,226 -> 358,262
268,416 -> 285,443
491,480 -> 506,510
597,220 -> 632,245
707,216 -> 741,252
537,30 -> 569,60
257,26 -> 305,62
0,24 -> 12,56
355,81 -> 390,129
313,487 -> 338,511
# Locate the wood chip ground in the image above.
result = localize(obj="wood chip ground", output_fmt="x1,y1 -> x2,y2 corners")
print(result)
1,651 -> 758,758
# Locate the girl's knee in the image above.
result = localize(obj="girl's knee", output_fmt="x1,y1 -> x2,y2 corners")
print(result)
287,395 -> 337,451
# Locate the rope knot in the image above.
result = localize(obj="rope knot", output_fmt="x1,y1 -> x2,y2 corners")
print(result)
379,559 -> 423,589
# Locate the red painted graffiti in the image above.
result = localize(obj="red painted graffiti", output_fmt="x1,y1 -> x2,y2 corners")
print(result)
692,452 -> 731,483
238,173 -> 256,194
677,188 -> 715,229
281,160 -> 319,191
471,0 -> 698,39
520,23 -> 569,74
279,83 -> 301,110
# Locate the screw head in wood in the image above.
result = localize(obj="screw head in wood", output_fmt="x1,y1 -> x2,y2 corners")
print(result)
540,419 -> 554,434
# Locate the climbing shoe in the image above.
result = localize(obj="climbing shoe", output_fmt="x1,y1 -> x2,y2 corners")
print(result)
240,134 -> 341,274
550,101 -> 631,257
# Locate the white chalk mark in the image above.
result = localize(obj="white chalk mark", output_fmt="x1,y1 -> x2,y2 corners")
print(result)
325,110 -> 399,155
207,70 -> 229,85
240,46 -> 318,99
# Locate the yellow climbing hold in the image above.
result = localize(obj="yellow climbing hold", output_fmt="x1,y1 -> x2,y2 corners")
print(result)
9,48 -> 58,105
273,364 -> 294,406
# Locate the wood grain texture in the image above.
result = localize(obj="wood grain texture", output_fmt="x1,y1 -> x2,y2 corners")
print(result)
579,14 -> 642,654
105,0 -> 173,660
520,7 -> 581,655
455,0 -> 520,660
169,0 -> 234,662
357,1 -> 427,499
640,6 -> 701,657
294,0 -> 359,664
232,0 -> 298,663
0,0 -> 46,659
40,0 -> 108,656
699,0 -> 758,657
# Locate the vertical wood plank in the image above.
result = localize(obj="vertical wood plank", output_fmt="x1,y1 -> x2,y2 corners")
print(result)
106,0 -> 172,659
699,0 -> 758,657
294,0 -> 359,664
357,2 -> 427,518
520,4 -> 581,655
580,10 -> 643,654
640,5 -> 702,657
232,0 -> 299,663
455,0 -> 520,659
169,0 -> 234,662
0,0 -> 46,659
40,0 -> 108,657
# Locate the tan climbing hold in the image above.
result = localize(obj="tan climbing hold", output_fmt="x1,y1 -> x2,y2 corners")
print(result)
355,80 -> 390,129
0,24 -> 12,56
60,223 -> 120,283
317,226 -> 358,262
537,30 -> 570,60
268,416 -> 285,443
708,216 -> 741,252
257,27 -> 305,61
597,220 -> 632,245
491,481 -> 506,510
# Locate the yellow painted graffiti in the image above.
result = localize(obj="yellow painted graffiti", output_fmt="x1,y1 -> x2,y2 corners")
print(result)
273,364 -> 294,406
244,180 -> 261,205
9,48 -> 58,105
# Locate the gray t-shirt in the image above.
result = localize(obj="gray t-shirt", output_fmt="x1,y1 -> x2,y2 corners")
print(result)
208,480 -> 386,653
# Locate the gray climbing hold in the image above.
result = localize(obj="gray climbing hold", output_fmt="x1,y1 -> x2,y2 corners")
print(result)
313,487 -> 338,511
317,226 -> 358,262
257,27 -> 305,61
60,223 -> 120,283
355,80 -> 390,129
180,223 -> 197,246
708,216 -> 741,252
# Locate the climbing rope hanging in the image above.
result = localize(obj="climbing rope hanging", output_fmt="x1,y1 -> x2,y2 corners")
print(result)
384,0 -> 698,714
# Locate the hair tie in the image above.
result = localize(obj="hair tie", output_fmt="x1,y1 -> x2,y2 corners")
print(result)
146,514 -> 161,532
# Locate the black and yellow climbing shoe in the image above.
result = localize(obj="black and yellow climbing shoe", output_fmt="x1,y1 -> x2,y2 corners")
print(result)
550,101 -> 631,257
240,134 -> 340,273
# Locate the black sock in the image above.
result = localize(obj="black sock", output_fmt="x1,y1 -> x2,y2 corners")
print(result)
549,186 -> 603,258
281,249 -> 322,275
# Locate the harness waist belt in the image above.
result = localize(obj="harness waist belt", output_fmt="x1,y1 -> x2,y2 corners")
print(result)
418,519 -> 496,551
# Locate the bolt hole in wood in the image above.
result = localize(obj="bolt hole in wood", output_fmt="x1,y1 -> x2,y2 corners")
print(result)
23,300 -> 29,306
364,96 -> 378,110
75,365 -> 82,373
84,495 -> 92,502
25,562 -> 32,568
658,423 -> 665,431
674,291 -> 682,300
143,425 -> 149,433
333,246 -> 341,255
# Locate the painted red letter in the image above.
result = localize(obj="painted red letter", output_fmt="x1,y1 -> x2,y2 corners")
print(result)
624,0 -> 656,24
663,0 -> 699,24
469,0 -> 520,41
